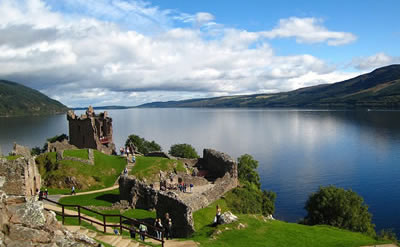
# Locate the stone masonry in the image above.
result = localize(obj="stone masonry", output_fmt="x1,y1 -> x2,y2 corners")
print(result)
119,148 -> 238,237
67,106 -> 115,155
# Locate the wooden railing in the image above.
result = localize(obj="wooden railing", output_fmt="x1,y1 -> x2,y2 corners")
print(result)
41,197 -> 164,247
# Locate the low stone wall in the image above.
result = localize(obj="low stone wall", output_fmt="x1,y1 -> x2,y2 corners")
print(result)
145,152 -> 176,160
47,140 -> 77,153
119,175 -> 158,209
57,149 -> 95,165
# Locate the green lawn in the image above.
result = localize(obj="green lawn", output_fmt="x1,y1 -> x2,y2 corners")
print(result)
63,149 -> 89,160
37,150 -> 127,194
3,155 -> 22,161
130,156 -> 186,182
190,198 -> 390,247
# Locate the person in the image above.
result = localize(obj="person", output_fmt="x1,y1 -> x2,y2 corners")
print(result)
164,213 -> 173,240
213,205 -> 222,226
124,167 -> 128,175
44,188 -> 48,199
132,156 -> 135,163
139,223 -> 147,241
120,147 -> 124,155
113,228 -> 119,235
38,190 -> 43,200
71,186 -> 76,195
190,183 -> 194,193
129,225 -> 136,239
154,218 -> 163,239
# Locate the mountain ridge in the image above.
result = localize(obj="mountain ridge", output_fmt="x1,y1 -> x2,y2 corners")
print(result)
139,64 -> 400,109
0,80 -> 69,117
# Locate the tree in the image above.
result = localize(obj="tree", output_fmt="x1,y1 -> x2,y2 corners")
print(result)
303,185 -> 375,235
169,144 -> 199,158
125,134 -> 161,155
237,154 -> 261,189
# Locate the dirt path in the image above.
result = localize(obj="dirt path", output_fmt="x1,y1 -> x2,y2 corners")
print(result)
59,184 -> 119,198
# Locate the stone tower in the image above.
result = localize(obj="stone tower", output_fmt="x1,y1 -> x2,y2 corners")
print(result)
67,106 -> 116,155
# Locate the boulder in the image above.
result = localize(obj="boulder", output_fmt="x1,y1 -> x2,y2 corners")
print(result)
219,211 -> 238,224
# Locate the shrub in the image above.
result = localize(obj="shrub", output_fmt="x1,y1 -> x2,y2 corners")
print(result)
303,185 -> 375,235
237,154 -> 261,189
169,143 -> 199,158
125,134 -> 161,155
31,146 -> 42,156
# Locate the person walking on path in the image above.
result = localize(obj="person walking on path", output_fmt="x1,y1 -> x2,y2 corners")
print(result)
139,223 -> 148,241
213,204 -> 222,226
71,186 -> 76,195
164,213 -> 173,240
154,218 -> 163,239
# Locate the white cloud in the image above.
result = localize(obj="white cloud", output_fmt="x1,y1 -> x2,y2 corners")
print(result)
0,0 -> 361,107
262,17 -> 357,46
352,52 -> 400,70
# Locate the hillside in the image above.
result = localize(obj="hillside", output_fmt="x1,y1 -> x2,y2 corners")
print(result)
139,64 -> 400,109
0,80 -> 68,116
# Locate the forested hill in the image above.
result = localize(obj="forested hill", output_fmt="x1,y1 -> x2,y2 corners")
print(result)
0,80 -> 68,117
139,64 -> 400,109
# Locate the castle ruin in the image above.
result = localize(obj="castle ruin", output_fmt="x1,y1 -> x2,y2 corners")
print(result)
67,106 -> 115,155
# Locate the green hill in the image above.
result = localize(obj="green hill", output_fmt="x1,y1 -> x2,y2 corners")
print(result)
0,80 -> 68,116
139,64 -> 400,109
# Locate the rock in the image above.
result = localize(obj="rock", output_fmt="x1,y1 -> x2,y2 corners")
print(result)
9,200 -> 46,228
265,214 -> 275,220
219,211 -> 238,224
237,223 -> 247,229
8,224 -> 51,243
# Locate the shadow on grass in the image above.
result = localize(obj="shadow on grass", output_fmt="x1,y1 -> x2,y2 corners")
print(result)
95,194 -> 120,204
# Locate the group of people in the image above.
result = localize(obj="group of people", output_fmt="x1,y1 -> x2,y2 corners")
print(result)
119,146 -> 133,156
37,188 -> 48,200
177,182 -> 194,193
117,212 -> 173,242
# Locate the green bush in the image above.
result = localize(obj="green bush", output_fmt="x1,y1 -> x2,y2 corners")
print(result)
169,143 -> 199,158
125,134 -> 161,155
31,146 -> 42,156
303,185 -> 375,236
237,154 -> 261,189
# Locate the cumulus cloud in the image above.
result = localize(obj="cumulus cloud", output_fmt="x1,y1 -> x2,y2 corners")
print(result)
0,0 -> 360,107
352,52 -> 400,70
262,17 -> 357,46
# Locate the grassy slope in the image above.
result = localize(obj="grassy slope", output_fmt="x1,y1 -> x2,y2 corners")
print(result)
130,156 -> 186,182
0,80 -> 68,116
38,150 -> 126,194
63,149 -> 89,160
191,199 -> 389,247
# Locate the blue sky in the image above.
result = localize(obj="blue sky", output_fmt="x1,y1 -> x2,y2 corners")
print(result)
0,0 -> 399,107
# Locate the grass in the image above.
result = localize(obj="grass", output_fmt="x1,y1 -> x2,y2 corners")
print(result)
4,155 -> 22,161
190,198 -> 390,247
63,149 -> 89,160
37,150 -> 127,194
130,156 -> 186,182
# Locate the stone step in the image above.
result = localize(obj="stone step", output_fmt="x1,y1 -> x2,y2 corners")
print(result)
127,242 -> 139,247
64,225 -> 81,233
110,236 -> 123,246
87,230 -> 97,238
77,228 -> 89,235
115,238 -> 132,247
96,235 -> 117,245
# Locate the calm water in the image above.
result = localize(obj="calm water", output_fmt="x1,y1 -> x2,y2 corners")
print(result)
1,108 -> 400,234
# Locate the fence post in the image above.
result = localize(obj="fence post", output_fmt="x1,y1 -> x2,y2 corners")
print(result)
103,215 -> 106,233
78,206 -> 81,225
62,205 -> 65,225
119,216 -> 122,235
162,230 -> 164,247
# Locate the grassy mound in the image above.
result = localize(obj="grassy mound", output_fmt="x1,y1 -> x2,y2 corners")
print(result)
36,150 -> 126,194
63,149 -> 89,160
130,156 -> 186,183
191,197 -> 389,247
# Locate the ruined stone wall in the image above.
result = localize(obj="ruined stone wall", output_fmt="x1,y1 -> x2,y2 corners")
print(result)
68,117 -> 97,150
47,140 -> 77,153
119,175 -> 158,209
202,149 -> 238,179
155,192 -> 195,237
57,149 -> 95,165
0,157 -> 41,197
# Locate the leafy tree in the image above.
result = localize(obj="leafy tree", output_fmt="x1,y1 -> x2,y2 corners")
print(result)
169,143 -> 199,158
303,185 -> 375,235
237,154 -> 261,189
125,134 -> 161,155
225,154 -> 276,216
31,146 -> 42,156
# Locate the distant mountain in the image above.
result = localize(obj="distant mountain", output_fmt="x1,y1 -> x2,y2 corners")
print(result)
72,105 -> 135,110
0,80 -> 69,117
139,64 -> 400,109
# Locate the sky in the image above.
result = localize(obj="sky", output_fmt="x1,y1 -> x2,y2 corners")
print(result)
0,0 -> 399,107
